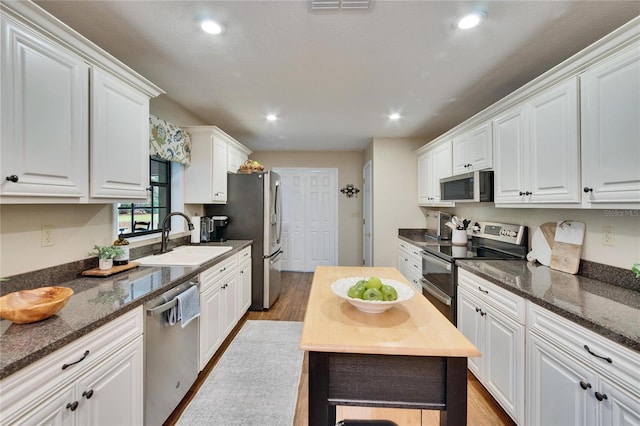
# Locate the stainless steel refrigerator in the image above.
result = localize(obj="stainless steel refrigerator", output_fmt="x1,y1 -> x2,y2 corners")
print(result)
205,171 -> 282,310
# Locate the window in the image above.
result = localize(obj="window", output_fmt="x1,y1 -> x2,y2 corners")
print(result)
117,157 -> 171,237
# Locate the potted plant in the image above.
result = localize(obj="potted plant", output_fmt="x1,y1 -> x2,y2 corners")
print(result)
89,245 -> 125,270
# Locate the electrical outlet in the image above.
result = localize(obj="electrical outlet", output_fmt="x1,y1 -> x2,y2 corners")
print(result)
41,226 -> 55,247
602,226 -> 614,246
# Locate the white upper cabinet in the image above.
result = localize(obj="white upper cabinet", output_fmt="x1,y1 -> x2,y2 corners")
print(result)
90,68 -> 150,199
0,16 -> 89,199
580,42 -> 640,206
0,3 -> 162,203
452,121 -> 493,175
184,126 -> 251,204
494,77 -> 580,205
227,143 -> 252,174
417,139 -> 454,207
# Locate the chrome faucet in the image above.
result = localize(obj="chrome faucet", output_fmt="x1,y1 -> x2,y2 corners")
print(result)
160,212 -> 195,254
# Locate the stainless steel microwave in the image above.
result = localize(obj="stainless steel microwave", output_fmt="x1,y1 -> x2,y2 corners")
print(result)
440,170 -> 494,202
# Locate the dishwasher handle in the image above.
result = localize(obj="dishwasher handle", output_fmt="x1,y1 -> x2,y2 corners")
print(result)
146,282 -> 198,316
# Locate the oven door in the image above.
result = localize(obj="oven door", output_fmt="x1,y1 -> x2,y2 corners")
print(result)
421,251 -> 456,324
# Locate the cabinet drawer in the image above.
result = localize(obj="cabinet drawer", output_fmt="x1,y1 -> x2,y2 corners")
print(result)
458,269 -> 525,323
0,306 -> 143,417
527,302 -> 640,395
238,246 -> 251,265
199,255 -> 237,290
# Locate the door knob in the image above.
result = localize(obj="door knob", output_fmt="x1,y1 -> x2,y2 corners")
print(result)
583,187 -> 593,193
5,175 -> 18,183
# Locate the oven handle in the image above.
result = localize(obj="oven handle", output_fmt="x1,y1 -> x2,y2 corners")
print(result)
421,278 -> 452,306
420,251 -> 452,271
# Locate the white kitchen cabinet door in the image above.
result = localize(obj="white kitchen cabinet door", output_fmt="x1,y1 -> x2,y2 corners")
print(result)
9,382 -> 76,426
483,308 -> 525,423
212,138 -> 228,202
417,150 -> 433,204
227,144 -> 250,174
199,284 -> 223,371
76,337 -> 143,426
417,140 -> 454,206
493,105 -> 527,204
238,259 -> 252,319
184,127 -> 235,204
598,378 -> 640,426
528,77 -> 581,203
221,272 -> 238,338
581,42 -> 640,205
0,17 -> 88,199
527,332 -> 597,426
452,121 -> 493,175
90,67 -> 150,199
456,287 -> 484,377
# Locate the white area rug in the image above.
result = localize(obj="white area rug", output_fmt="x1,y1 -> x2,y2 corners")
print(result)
177,320 -> 304,426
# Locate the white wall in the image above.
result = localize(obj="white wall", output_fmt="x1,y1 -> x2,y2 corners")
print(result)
0,96 -> 208,277
449,204 -> 640,270
370,138 -> 426,267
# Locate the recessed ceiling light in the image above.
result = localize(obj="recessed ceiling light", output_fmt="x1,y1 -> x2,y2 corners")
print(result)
457,11 -> 486,30
266,114 -> 278,121
201,20 -> 225,35
389,113 -> 401,120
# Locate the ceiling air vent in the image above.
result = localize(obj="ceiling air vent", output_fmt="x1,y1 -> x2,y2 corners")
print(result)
311,0 -> 371,10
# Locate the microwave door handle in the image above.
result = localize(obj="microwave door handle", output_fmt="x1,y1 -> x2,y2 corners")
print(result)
420,252 -> 452,271
421,279 -> 452,306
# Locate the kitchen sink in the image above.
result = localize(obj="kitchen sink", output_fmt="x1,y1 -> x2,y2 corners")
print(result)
136,245 -> 233,266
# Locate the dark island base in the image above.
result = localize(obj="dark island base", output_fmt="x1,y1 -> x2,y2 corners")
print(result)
308,352 -> 468,426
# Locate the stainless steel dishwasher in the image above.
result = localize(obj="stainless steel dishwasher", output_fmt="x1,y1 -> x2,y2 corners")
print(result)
144,278 -> 199,426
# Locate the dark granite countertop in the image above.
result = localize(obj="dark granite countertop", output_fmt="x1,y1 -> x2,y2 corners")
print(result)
0,240 -> 252,380
456,259 -> 640,353
398,228 -> 443,249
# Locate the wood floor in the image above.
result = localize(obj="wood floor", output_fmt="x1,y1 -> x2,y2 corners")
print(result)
166,271 -> 515,426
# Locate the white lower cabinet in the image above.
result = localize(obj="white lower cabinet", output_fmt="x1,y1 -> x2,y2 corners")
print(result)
0,307 -> 144,426
238,246 -> 252,319
526,303 -> 640,426
457,269 -> 525,424
198,255 -> 237,371
396,239 -> 422,293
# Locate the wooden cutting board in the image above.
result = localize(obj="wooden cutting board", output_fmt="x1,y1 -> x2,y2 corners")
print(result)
82,262 -> 140,277
550,221 -> 585,274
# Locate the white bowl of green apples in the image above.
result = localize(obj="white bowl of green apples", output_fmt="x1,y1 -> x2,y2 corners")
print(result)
331,276 -> 414,314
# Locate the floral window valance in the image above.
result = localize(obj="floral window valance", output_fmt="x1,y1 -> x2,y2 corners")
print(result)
149,114 -> 191,165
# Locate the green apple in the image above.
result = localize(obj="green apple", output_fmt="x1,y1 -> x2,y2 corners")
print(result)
365,276 -> 383,290
347,285 -> 364,299
380,284 -> 398,301
363,288 -> 383,301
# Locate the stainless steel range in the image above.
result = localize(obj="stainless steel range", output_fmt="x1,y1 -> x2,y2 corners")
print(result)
421,221 -> 528,325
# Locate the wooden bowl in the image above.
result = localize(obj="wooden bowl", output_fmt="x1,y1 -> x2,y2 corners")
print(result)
0,287 -> 74,324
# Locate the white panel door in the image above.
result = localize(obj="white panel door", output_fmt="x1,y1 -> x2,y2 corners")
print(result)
306,171 -> 336,271
90,68 -> 149,199
528,77 -> 580,203
581,42 -> 640,204
0,17 -> 88,199
279,172 -> 305,271
275,168 -> 337,272
493,105 -> 527,203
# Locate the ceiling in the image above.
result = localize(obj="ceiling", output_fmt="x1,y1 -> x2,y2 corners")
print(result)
35,1 -> 640,152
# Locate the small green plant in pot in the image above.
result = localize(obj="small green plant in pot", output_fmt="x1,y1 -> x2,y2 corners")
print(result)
89,245 -> 125,270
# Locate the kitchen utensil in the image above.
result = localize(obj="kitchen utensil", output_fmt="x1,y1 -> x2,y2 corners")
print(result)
0,286 -> 73,324
82,262 -> 140,277
550,221 -> 585,274
445,221 -> 456,230
530,227 -> 552,266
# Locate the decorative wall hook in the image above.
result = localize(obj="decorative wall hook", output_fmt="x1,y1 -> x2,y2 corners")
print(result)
340,184 -> 360,198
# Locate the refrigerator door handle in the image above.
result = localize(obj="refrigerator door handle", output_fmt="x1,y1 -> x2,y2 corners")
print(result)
274,180 -> 282,245
264,247 -> 282,259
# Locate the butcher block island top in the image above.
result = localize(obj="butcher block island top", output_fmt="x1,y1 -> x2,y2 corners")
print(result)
299,266 -> 480,358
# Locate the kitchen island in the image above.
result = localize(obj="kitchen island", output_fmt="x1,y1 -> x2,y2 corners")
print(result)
299,266 -> 480,426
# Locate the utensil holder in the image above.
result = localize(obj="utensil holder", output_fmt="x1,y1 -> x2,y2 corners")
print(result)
452,229 -> 468,246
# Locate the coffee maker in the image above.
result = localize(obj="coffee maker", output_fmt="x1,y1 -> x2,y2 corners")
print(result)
211,216 -> 228,242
